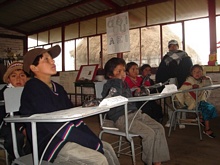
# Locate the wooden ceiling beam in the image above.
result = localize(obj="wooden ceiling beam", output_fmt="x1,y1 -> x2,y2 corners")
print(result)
10,0 -> 96,28
99,0 -> 120,9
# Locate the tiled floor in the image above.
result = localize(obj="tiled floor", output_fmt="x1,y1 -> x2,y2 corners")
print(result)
1,114 -> 220,165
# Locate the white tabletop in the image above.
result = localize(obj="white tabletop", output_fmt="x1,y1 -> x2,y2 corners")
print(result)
128,84 -> 220,102
4,106 -> 110,123
128,92 -> 177,102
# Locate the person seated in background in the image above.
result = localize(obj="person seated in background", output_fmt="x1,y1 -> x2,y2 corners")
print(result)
102,57 -> 170,165
19,45 -> 119,165
124,62 -> 163,122
0,61 -> 31,161
156,40 -> 193,129
175,64 -> 218,138
139,64 -> 163,123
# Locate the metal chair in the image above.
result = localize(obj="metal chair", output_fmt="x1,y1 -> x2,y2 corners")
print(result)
95,80 -> 142,165
168,90 -> 203,140
0,116 -> 9,165
3,87 -> 64,165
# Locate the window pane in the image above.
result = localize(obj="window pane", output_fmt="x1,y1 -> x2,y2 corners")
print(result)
98,14 -> 114,34
185,18 -> 210,65
38,31 -> 48,45
147,1 -> 174,25
50,27 -> 61,43
216,16 -> 220,63
65,23 -> 79,40
123,29 -> 140,64
89,36 -> 101,65
80,18 -> 96,37
102,34 -> 116,67
128,7 -> 146,28
162,23 -> 183,56
141,26 -> 160,67
75,38 -> 88,70
28,34 -> 37,47
217,0 -> 220,14
65,40 -> 75,71
52,43 -> 62,71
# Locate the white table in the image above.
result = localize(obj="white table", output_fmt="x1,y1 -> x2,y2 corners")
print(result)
4,99 -> 128,165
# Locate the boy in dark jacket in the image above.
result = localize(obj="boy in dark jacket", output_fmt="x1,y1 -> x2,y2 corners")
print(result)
19,45 -> 119,164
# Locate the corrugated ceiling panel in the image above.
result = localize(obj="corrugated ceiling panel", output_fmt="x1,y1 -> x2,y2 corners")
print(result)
176,0 -> 208,21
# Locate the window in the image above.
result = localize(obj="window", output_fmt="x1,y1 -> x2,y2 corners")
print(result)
141,26 -> 161,67
123,29 -> 140,64
28,34 -> 37,47
89,36 -> 101,65
75,38 -> 88,70
185,18 -> 209,65
38,31 -> 48,45
52,43 -> 62,71
65,40 -> 75,71
217,16 -> 220,64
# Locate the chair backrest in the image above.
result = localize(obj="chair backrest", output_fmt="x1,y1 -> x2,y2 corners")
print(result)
94,80 -> 107,99
0,84 -> 6,90
3,87 -> 24,158
4,87 -> 23,114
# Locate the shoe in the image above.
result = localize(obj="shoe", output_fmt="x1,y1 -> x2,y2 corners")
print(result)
203,129 -> 216,138
179,124 -> 185,129
165,123 -> 170,128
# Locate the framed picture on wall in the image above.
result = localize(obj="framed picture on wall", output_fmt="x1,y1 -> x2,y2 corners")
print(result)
76,64 -> 99,81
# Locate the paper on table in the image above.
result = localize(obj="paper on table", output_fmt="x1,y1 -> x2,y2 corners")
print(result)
161,84 -> 178,94
99,96 -> 128,107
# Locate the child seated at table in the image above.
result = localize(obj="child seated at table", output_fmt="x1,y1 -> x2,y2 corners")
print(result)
0,61 -> 31,161
124,62 -> 163,122
175,64 -> 218,138
19,45 -> 119,164
102,57 -> 170,165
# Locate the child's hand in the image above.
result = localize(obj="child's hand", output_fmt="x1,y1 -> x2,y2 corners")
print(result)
201,76 -> 209,80
135,87 -> 141,93
192,84 -> 199,89
134,87 -> 141,96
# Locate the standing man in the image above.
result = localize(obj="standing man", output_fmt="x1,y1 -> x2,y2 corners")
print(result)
156,40 -> 193,128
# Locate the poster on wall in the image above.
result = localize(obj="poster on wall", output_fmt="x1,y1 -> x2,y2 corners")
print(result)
106,12 -> 130,54
76,64 -> 99,81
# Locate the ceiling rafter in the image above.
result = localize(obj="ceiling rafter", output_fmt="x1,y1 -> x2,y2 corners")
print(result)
99,0 -> 120,9
0,0 -> 170,35
28,0 -> 169,35
10,0 -> 96,28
